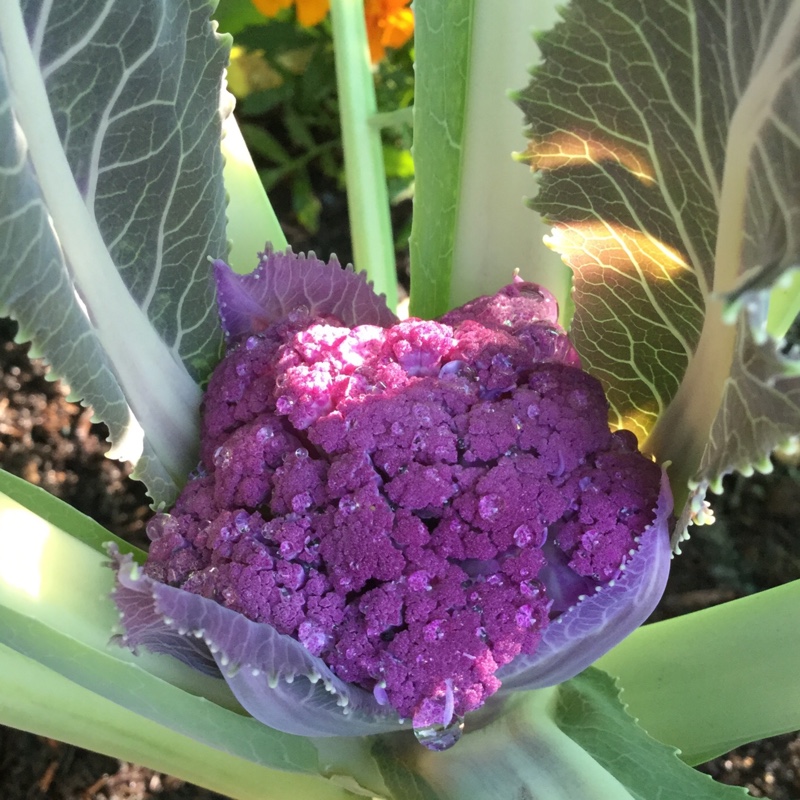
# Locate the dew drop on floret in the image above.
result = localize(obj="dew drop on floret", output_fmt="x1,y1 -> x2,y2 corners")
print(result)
141,271 -> 663,735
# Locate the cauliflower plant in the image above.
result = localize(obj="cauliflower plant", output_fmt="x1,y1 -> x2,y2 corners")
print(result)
112,249 -> 671,750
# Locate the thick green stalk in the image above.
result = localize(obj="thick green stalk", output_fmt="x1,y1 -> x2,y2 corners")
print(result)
390,689 -> 635,800
409,1 -> 570,320
329,0 -> 397,310
222,110 -> 288,272
0,644 -> 354,800
0,467 -> 145,561
408,0 -> 474,319
375,669 -> 736,800
597,580 -> 800,765
449,1 -> 570,313
0,490 -> 262,711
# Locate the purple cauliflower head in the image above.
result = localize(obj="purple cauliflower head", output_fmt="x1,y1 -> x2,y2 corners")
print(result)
112,248 -> 671,750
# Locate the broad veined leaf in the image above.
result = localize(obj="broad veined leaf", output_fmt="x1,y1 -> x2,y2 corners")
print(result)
0,0 -> 231,505
518,0 -> 800,529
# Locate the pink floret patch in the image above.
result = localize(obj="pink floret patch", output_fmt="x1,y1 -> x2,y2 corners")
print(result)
143,280 -> 662,724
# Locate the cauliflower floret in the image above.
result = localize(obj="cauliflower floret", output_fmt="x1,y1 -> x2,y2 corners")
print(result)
142,277 -> 662,725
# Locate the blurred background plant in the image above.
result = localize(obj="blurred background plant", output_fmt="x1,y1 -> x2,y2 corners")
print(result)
215,0 -> 415,266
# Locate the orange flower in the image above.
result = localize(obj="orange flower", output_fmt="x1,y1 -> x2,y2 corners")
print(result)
251,0 -> 293,17
250,0 -> 413,62
251,0 -> 328,24
364,0 -> 414,62
295,0 -> 330,26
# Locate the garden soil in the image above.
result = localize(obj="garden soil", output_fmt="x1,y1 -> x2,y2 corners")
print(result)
1,306 -> 799,798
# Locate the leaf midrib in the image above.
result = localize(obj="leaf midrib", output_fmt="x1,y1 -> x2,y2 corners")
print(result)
0,2 -> 201,483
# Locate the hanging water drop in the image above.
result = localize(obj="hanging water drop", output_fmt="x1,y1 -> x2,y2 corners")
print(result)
412,680 -> 464,751
413,716 -> 465,751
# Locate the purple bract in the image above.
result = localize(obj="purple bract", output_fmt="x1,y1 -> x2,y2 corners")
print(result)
111,249 -> 671,749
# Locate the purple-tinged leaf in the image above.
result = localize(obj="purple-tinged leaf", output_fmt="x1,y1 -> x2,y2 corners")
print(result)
495,468 -> 672,693
111,547 -> 218,676
111,547 -> 407,737
213,247 -> 398,341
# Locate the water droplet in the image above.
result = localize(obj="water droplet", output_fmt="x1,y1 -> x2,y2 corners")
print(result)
391,421 -> 405,435
213,446 -> 232,469
526,403 -> 540,419
234,511 -> 250,532
338,496 -> 359,515
256,426 -> 274,444
276,396 -> 294,414
295,447 -> 308,458
520,579 -> 544,598
491,353 -> 512,370
512,415 -> 523,431
235,362 -> 248,377
291,492 -> 312,513
478,494 -> 501,520
513,524 -> 532,547
611,429 -> 639,452
413,716 -> 465,751
412,404 -> 432,425
288,304 -> 310,322
245,336 -> 259,351
438,360 -> 478,382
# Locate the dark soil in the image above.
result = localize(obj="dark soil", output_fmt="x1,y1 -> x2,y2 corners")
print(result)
1,304 -> 799,798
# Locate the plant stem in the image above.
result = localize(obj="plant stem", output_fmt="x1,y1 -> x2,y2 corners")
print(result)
408,0 -> 475,319
766,267 -> 800,340
329,0 -> 397,310
449,0 -> 570,313
0,467 -> 145,561
222,110 -> 288,272
0,644 -> 355,800
369,107 -> 414,129
261,138 -> 342,188
409,1 -> 572,320
596,579 -> 800,765
390,688 -> 635,800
